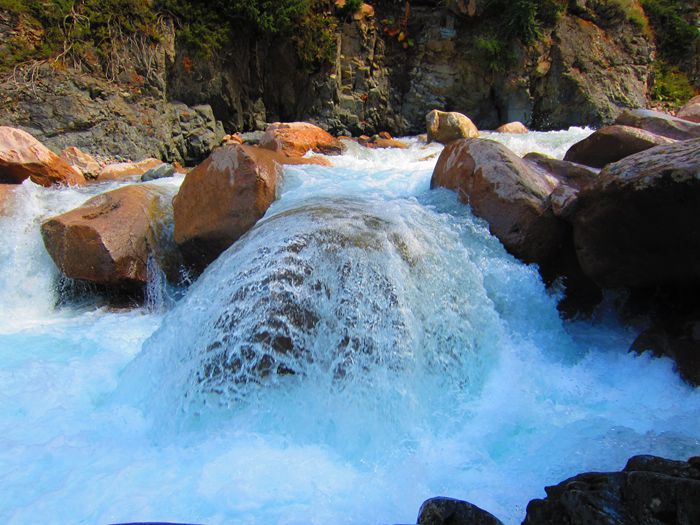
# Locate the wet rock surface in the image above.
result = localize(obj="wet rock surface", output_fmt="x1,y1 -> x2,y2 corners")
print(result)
41,184 -> 181,289
430,138 -> 566,268
523,455 -> 700,525
417,497 -> 504,525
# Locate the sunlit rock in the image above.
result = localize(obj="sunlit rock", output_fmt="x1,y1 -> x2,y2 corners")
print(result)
41,184 -> 180,288
426,110 -> 479,144
260,122 -> 343,157
0,126 -> 84,187
431,138 -> 566,267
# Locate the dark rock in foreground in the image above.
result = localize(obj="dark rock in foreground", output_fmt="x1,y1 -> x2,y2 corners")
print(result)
418,497 -> 503,525
523,455 -> 700,525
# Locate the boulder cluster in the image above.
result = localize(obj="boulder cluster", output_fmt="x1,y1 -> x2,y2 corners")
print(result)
430,100 -> 700,385
0,121 -> 408,299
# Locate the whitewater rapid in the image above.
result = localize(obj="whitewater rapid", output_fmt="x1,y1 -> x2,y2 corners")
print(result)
1,129 -> 699,525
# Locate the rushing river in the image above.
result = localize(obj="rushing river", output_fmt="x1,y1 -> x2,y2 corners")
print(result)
1,129 -> 699,525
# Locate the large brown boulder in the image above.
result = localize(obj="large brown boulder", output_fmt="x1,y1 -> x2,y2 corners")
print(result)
573,139 -> 700,289
41,184 -> 180,288
0,126 -> 84,187
677,95 -> 700,123
173,144 -> 281,270
563,125 -> 675,169
260,122 -> 343,158
615,109 -> 700,141
60,147 -> 101,179
426,110 -> 479,144
430,138 -> 566,266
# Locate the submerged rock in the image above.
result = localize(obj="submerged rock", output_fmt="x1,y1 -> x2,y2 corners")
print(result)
97,158 -> 163,182
573,139 -> 700,289
430,138 -> 566,269
260,122 -> 343,157
41,184 -> 180,290
615,109 -> 700,141
0,126 -> 84,187
417,497 -> 503,525
523,455 -> 700,525
678,95 -> 700,124
426,110 -> 479,144
141,163 -> 176,182
563,125 -> 675,169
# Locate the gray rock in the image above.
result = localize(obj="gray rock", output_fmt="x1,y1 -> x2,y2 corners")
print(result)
417,497 -> 503,525
141,163 -> 175,182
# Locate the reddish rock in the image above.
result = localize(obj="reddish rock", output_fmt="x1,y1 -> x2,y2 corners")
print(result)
97,158 -> 162,182
431,138 -> 567,266
573,139 -> 700,289
615,109 -> 700,141
564,125 -> 675,168
495,121 -> 529,134
173,144 -> 282,271
426,110 -> 479,144
0,126 -> 84,187
41,184 -> 180,287
677,95 -> 700,124
378,131 -> 393,140
260,122 -> 343,158
370,137 -> 409,149
60,147 -> 101,179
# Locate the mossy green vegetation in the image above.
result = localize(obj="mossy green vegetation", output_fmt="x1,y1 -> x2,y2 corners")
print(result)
0,0 -> 338,76
641,0 -> 699,104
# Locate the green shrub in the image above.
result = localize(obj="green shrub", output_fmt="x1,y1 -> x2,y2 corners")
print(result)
474,35 -> 513,73
650,60 -> 696,104
641,0 -> 700,63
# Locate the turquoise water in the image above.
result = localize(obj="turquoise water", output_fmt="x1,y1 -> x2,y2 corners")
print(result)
1,130 -> 699,525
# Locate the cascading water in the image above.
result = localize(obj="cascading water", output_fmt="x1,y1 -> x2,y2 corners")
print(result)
1,130 -> 699,525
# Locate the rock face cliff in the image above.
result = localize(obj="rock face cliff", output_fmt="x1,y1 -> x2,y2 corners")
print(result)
0,1 -> 656,158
